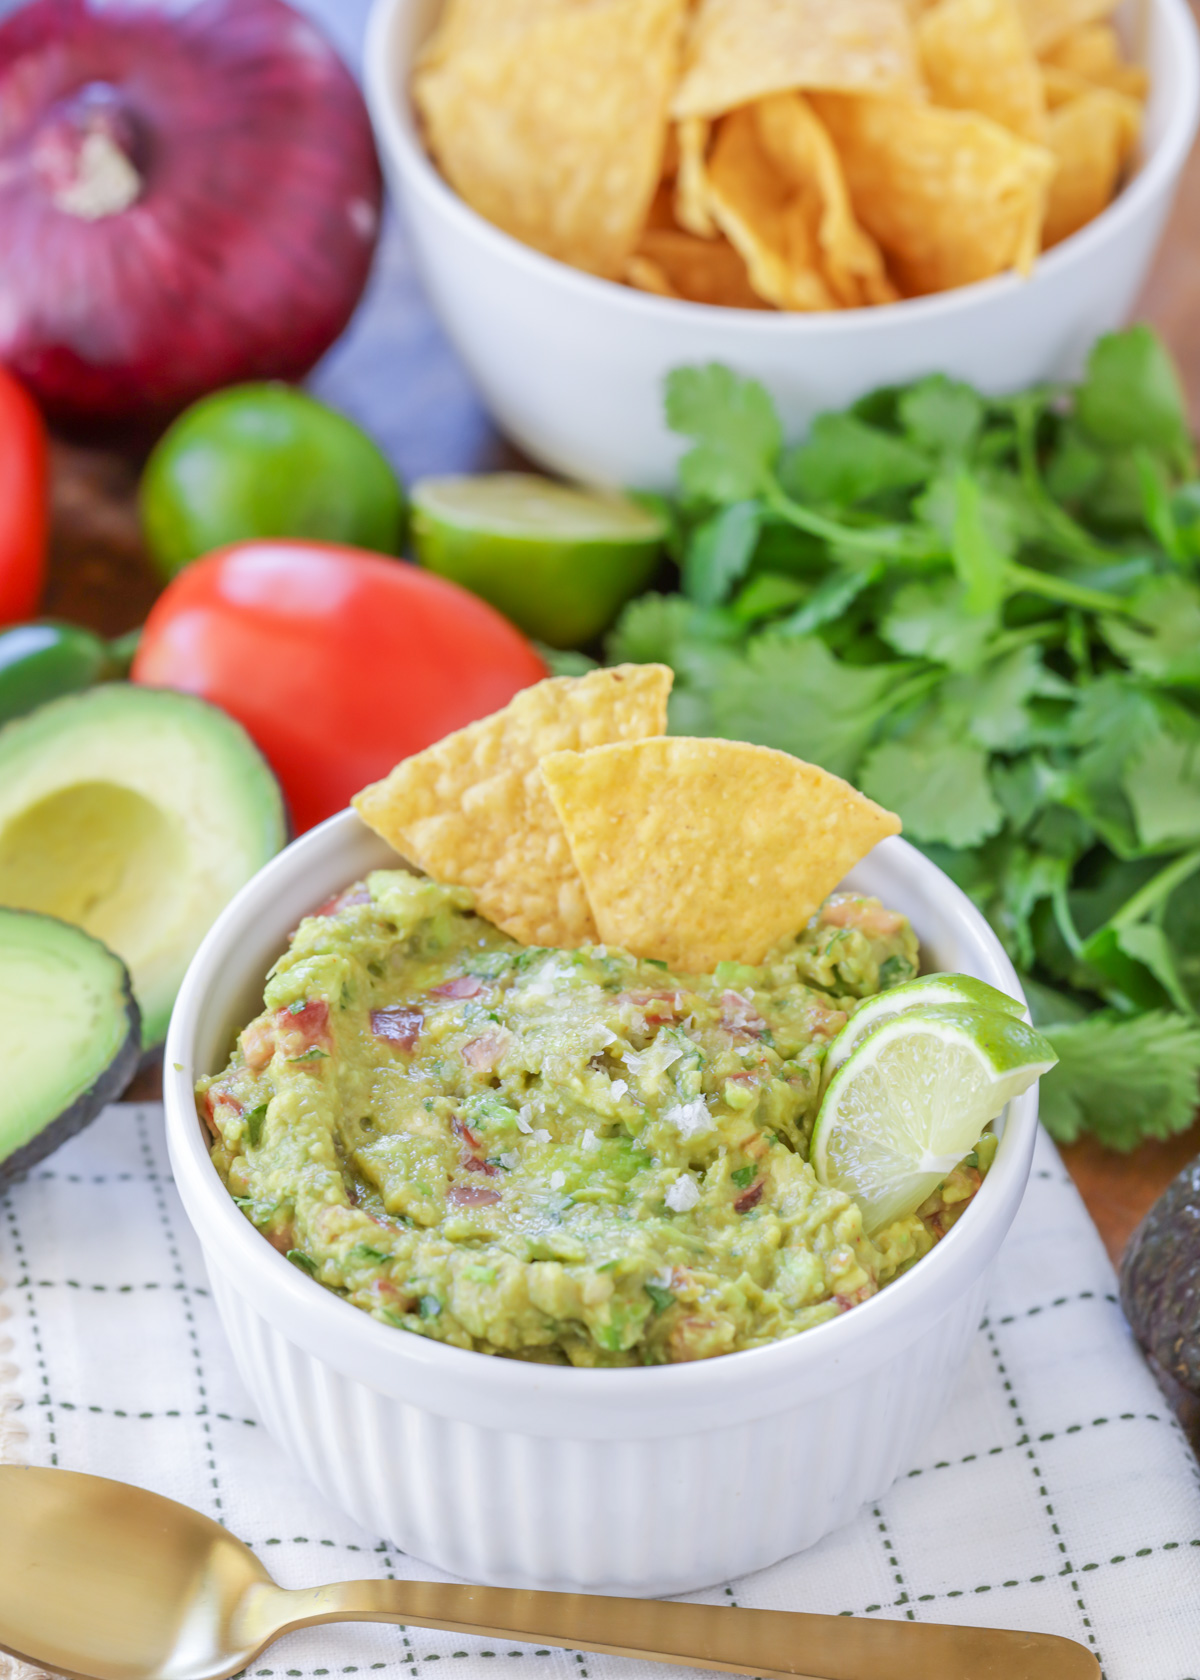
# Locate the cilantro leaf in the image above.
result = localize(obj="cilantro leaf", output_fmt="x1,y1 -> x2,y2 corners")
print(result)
1044,420 -> 1104,503
858,735 -> 1004,847
730,572 -> 809,623
538,645 -> 598,677
880,577 -> 997,670
665,366 -> 782,504
1113,924 -> 1194,1016
946,646 -> 1071,753
914,473 -> 1019,559
682,500 -> 762,605
1075,325 -> 1194,474
605,593 -> 736,667
1038,1012 -> 1200,1149
992,754 -> 1069,831
1164,866 -> 1200,1010
1124,729 -> 1200,849
898,375 -> 984,456
775,562 -> 881,637
993,846 -> 1070,971
243,1103 -> 267,1147
708,634 -> 906,779
1100,575 -> 1200,685
780,412 -> 929,507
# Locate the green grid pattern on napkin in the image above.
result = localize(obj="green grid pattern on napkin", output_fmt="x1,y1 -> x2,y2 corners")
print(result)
3,1104 -> 1200,1680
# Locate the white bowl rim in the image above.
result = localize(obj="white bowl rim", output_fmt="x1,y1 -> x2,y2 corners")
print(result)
364,0 -> 1200,340
165,808 -> 1039,1408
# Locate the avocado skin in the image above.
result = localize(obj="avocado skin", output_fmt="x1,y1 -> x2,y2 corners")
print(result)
1120,1155 -> 1200,1401
0,927 -> 142,1190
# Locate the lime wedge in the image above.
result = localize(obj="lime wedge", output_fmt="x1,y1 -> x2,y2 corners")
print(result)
410,474 -> 664,649
811,1004 -> 1057,1233
823,972 -> 1026,1087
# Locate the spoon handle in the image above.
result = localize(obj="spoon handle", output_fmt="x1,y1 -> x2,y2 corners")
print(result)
265,1577 -> 1099,1680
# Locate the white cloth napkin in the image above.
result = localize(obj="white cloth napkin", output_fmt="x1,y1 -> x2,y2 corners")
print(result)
3,1103 -> 1200,1680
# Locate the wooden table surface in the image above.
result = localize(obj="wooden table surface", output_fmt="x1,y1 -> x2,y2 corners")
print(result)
44,37 -> 1200,1271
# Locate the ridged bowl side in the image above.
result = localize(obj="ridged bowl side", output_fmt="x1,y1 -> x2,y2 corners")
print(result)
207,1259 -> 991,1594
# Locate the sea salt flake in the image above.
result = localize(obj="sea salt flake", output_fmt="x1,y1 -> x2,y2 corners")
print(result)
665,1174 -> 700,1213
665,1098 -> 713,1140
533,1128 -> 552,1144
549,1170 -> 566,1191
581,1128 -> 601,1153
515,1107 -> 534,1134
609,1078 -> 629,1100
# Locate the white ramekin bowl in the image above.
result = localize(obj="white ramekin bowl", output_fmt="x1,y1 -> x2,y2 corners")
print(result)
363,0 -> 1199,490
165,809 -> 1040,1594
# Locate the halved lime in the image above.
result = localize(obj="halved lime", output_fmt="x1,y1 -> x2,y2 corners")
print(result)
823,972 -> 1026,1087
410,474 -> 664,649
811,1004 -> 1057,1233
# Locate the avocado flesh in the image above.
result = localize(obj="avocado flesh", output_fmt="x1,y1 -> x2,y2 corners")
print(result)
0,686 -> 286,1049
0,909 -> 141,1186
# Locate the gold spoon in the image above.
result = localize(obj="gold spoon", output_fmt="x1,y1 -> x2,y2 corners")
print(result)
0,1465 -> 1097,1680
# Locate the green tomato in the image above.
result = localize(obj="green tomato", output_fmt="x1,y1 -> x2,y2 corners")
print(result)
140,384 -> 405,579
410,474 -> 664,649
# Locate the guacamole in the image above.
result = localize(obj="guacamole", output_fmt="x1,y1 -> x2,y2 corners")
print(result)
200,871 -> 991,1366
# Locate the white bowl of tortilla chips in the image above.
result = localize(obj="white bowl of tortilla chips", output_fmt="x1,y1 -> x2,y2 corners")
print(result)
364,0 -> 1199,488
165,667 -> 1042,1593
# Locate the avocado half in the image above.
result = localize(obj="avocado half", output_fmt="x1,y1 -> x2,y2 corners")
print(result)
0,685 -> 286,1049
0,909 -> 141,1186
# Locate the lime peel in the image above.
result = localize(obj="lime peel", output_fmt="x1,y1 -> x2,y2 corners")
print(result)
812,1001 -> 1057,1234
823,971 -> 1026,1088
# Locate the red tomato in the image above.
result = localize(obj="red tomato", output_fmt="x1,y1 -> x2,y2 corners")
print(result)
0,367 -> 49,625
132,541 -> 548,832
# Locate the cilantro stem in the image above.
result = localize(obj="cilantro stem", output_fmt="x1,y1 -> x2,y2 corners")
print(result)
1052,881 -> 1084,959
762,481 -> 942,561
1005,561 -> 1138,617
1111,845 -> 1200,928
884,667 -> 944,714
1011,397 -> 1117,568
985,621 -> 1067,658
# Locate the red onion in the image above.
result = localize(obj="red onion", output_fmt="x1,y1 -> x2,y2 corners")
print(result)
0,0 -> 382,424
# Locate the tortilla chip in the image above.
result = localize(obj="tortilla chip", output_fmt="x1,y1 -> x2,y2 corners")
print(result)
353,665 -> 673,948
753,93 -> 899,306
675,117 -> 718,237
1041,23 -> 1149,100
1042,86 -> 1142,248
671,0 -> 923,121
627,228 -> 770,308
1014,0 -> 1117,54
540,738 -> 902,971
626,253 -> 677,297
811,93 -> 1056,294
706,107 -> 838,311
413,0 -> 688,278
917,0 -> 1046,141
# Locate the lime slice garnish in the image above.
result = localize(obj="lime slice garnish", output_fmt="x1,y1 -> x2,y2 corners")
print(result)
811,1004 -> 1057,1233
410,474 -> 664,648
823,972 -> 1026,1088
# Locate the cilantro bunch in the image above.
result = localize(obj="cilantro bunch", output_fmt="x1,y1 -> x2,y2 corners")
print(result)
606,327 -> 1200,1151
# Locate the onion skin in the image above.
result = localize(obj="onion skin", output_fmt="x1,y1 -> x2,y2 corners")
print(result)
0,0 -> 383,425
